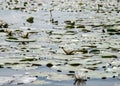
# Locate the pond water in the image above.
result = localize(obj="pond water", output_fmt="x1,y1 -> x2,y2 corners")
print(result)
0,0 -> 120,86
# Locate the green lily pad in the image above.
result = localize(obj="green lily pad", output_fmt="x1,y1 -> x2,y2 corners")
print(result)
65,25 -> 75,28
31,80 -> 51,85
69,63 -> 81,66
46,63 -> 53,68
47,72 -> 72,81
20,58 -> 38,62
107,29 -> 117,32
26,17 -> 34,23
102,55 -> 117,58
5,38 -> 36,42
86,71 -> 116,79
7,37 -> 18,40
76,25 -> 85,28
89,49 -> 100,54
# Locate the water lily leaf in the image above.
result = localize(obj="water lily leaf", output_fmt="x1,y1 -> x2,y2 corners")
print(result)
5,64 -> 38,70
65,25 -> 75,28
46,63 -> 53,68
20,58 -> 38,62
52,64 -> 90,73
5,38 -> 36,42
69,63 -> 81,66
86,71 -> 116,79
102,55 -> 117,58
7,37 -> 18,40
0,76 -> 14,85
106,67 -> 120,73
0,58 -> 21,65
82,29 -> 91,32
47,72 -> 72,81
89,49 -> 100,54
110,60 -> 120,67
31,80 -> 51,85
13,76 -> 37,84
65,30 -> 77,35
76,25 -> 85,28
26,17 -> 34,23
107,29 -> 118,32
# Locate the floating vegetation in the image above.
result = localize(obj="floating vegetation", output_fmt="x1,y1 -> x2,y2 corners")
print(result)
0,73 -> 38,85
65,25 -> 75,29
78,48 -> 88,54
107,29 -> 118,32
7,37 -> 18,40
13,7 -> 25,10
69,63 -> 81,67
89,49 -> 100,54
0,20 -> 8,28
0,0 -> 120,86
60,47 -> 75,55
20,58 -> 38,62
21,32 -> 30,39
65,20 -> 75,29
5,38 -> 36,42
76,25 -> 85,28
46,63 -> 53,68
82,29 -> 91,33
6,30 -> 13,36
26,17 -> 34,23
102,55 -> 117,58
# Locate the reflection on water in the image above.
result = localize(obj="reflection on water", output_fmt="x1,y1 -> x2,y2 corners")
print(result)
114,83 -> 120,86
74,80 -> 86,86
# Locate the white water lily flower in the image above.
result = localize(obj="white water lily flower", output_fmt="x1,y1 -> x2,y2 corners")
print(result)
75,71 -> 87,81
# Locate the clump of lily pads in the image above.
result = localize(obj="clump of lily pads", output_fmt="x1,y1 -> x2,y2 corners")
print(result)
64,20 -> 75,28
60,47 -> 88,55
0,20 -> 8,28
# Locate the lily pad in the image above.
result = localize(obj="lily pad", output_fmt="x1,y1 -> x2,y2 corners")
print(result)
46,63 -> 53,68
20,57 -> 38,62
31,80 -> 51,85
26,17 -> 34,23
107,29 -> 118,32
7,37 -> 18,40
89,49 -> 100,54
47,72 -> 72,81
86,71 -> 116,79
69,63 -> 82,66
102,55 -> 117,58
5,38 -> 36,42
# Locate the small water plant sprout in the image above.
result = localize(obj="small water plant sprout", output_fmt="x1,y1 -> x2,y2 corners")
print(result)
60,47 -> 75,55
49,9 -> 58,25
